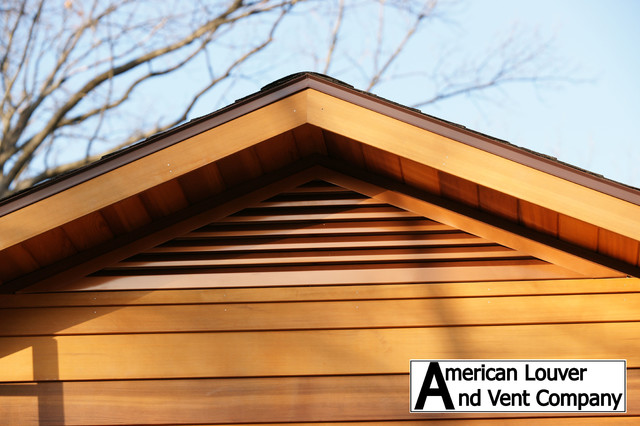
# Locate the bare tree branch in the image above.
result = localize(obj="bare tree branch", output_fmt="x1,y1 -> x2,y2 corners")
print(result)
1,0 -> 296,192
322,0 -> 345,74
411,28 -> 573,108
0,0 -> 574,197
366,1 -> 437,91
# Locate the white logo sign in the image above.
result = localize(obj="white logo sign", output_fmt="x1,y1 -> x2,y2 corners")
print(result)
410,360 -> 626,413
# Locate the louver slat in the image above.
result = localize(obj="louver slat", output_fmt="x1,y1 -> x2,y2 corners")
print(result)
78,181 -> 584,291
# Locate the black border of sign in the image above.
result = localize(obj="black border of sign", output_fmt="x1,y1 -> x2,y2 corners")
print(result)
409,359 -> 627,414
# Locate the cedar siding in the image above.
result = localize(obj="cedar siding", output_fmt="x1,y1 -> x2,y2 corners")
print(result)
0,73 -> 638,424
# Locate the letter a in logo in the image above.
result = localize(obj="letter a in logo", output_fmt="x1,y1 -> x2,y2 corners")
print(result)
414,361 -> 455,410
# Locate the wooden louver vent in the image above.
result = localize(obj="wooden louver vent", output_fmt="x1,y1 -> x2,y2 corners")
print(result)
84,181 -> 584,290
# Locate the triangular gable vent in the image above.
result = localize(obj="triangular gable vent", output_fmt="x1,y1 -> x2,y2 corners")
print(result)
57,180 -> 585,292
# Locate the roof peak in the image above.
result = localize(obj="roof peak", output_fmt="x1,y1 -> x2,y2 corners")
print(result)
259,72 -> 354,92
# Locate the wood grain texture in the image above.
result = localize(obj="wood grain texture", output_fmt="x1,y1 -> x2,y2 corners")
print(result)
21,227 -> 78,268
317,169 -> 622,278
400,156 -> 441,195
179,420 -> 640,426
362,143 -> 404,181
438,171 -> 479,208
99,194 -> 152,235
219,204 -> 420,222
61,262 -> 583,291
0,372 -> 637,425
254,132 -> 301,173
0,244 -> 40,283
598,228 -> 640,265
216,146 -> 264,187
176,162 -> 226,204
0,91 -> 308,250
1,292 -> 639,336
305,88 -> 640,242
292,124 -> 327,156
479,186 -> 519,222
518,200 -> 558,237
144,420 -> 640,426
1,323 -> 639,381
18,164 -> 326,294
1,83 -> 639,426
79,178 -> 583,290
559,214 -> 599,251
1,278 -> 636,308
138,179 -> 190,219
60,211 -> 115,252
118,246 -> 527,268
151,232 -> 489,251
323,129 -> 366,168
190,219 -> 455,237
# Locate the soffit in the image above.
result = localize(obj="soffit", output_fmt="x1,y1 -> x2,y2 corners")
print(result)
11,164 -> 627,294
37,180 -> 593,293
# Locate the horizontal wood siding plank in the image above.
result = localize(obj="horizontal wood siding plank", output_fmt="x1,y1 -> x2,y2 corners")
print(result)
117,246 -> 526,268
1,293 -> 640,336
63,262 -> 582,291
172,420 -> 640,426
1,323 -> 638,381
145,420 -> 640,426
257,197 -> 380,207
284,181 -> 348,193
3,278 -> 636,308
125,420 -> 640,426
189,219 -> 456,237
1,372 -> 638,425
153,233 -> 489,251
219,208 -> 421,222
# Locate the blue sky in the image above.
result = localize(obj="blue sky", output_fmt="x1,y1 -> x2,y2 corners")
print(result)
405,0 -> 640,187
58,0 -> 638,190
208,0 -> 640,188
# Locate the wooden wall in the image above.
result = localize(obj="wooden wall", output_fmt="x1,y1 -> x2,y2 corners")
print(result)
0,182 -> 638,425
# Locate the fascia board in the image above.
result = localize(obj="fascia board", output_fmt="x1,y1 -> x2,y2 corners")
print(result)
0,91 -> 308,251
302,75 -> 640,207
305,88 -> 640,242
313,165 -> 624,279
2,73 -> 640,251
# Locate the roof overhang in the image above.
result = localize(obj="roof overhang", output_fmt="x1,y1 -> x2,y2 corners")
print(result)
1,72 -> 639,289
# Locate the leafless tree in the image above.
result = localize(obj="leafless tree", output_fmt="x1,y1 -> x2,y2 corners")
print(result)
0,0 -> 569,197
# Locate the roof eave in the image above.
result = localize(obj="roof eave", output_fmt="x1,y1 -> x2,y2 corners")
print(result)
2,72 -> 640,218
